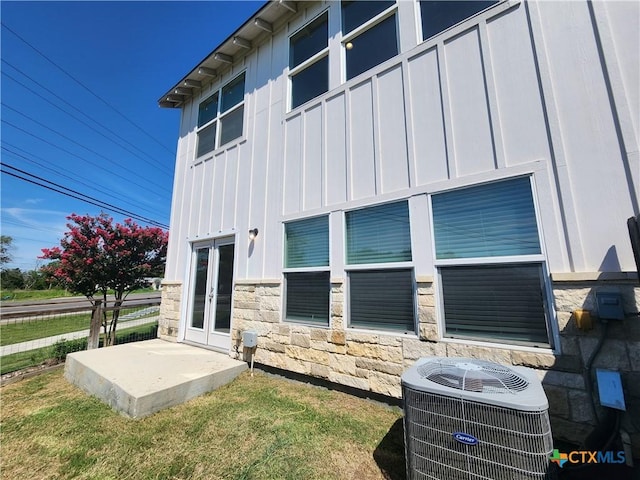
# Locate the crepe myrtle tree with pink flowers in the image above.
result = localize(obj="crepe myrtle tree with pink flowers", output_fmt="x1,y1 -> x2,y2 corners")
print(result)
41,213 -> 168,347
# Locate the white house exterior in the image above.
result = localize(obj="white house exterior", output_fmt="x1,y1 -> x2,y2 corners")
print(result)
158,0 -> 639,453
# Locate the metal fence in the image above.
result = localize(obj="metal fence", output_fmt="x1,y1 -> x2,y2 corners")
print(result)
0,299 -> 160,375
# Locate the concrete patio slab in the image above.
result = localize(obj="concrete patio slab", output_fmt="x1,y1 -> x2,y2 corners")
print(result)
64,339 -> 247,418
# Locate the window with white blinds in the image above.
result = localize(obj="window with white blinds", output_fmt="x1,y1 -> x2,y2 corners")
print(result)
432,177 -> 553,347
346,201 -> 415,333
432,176 -> 541,259
346,201 -> 412,264
284,216 -> 330,325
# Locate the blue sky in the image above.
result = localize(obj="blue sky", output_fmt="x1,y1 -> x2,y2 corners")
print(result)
1,0 -> 263,271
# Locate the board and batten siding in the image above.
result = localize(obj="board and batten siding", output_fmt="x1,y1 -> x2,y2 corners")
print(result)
164,0 -> 639,283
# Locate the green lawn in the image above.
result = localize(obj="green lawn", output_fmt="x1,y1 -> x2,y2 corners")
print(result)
0,313 -> 91,346
0,369 -> 405,480
0,287 -> 156,302
0,307 -> 158,346
1,323 -> 159,375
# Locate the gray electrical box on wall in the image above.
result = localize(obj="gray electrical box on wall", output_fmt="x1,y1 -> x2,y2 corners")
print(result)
242,330 -> 258,348
596,292 -> 625,320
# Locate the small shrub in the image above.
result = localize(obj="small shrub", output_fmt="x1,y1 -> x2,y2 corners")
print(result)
52,338 -> 88,361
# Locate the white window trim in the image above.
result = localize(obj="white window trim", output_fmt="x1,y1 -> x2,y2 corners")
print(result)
345,266 -> 417,335
287,10 -> 330,112
282,216 -> 331,325
343,201 -> 417,334
195,71 -> 246,158
428,175 -> 560,352
340,3 -> 399,83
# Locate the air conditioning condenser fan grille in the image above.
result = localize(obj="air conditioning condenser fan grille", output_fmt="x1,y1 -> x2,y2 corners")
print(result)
417,359 -> 529,394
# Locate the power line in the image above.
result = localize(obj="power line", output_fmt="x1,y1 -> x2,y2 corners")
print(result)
2,104 -> 172,194
2,118 -> 171,196
1,62 -> 174,176
2,143 -> 168,220
1,21 -> 176,157
1,163 -> 169,229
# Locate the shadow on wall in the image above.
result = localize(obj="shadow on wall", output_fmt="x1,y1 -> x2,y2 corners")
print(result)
545,245 -> 639,479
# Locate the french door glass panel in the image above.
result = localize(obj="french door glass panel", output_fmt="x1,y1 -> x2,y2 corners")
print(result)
190,247 -> 209,329
214,243 -> 234,334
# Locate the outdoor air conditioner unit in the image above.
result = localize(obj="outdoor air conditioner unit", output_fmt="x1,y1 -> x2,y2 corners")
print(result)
402,357 -> 554,480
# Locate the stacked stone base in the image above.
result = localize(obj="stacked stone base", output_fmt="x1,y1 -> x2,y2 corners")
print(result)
160,277 -> 640,457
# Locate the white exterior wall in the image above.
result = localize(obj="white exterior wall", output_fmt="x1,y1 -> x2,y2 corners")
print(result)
160,0 -> 640,451
164,0 -> 639,283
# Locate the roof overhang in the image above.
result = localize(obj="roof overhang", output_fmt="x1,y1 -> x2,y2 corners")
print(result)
158,0 -> 299,108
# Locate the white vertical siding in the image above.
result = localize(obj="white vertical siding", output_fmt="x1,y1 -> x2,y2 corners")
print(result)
303,104 -> 324,210
377,65 -> 410,193
164,0 -> 639,285
485,4 -> 550,167
283,113 -> 303,215
407,47 -> 449,185
348,80 -> 377,200
325,93 -> 348,206
444,27 -> 495,177
535,0 -> 637,271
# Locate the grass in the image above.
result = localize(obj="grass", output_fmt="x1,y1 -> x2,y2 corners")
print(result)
0,369 -> 406,480
1,313 -> 92,346
0,307 -> 159,346
0,287 -> 156,302
1,323 -> 159,375
0,289 -> 74,301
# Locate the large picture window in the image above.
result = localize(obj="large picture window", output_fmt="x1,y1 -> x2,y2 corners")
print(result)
342,1 -> 398,80
196,72 -> 245,158
431,177 -> 553,347
346,201 -> 415,332
419,0 -> 498,41
284,216 -> 330,325
289,13 -> 329,110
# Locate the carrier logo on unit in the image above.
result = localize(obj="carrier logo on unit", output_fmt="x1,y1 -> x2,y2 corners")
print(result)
453,432 -> 479,446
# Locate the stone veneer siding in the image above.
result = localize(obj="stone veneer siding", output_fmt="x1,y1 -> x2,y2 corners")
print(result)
160,277 -> 640,456
159,281 -> 182,342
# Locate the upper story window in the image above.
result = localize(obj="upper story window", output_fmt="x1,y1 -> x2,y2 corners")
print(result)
196,72 -> 245,158
342,1 -> 398,80
420,0 -> 498,40
289,12 -> 329,110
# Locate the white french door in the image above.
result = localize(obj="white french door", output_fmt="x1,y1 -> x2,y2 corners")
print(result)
184,237 -> 235,351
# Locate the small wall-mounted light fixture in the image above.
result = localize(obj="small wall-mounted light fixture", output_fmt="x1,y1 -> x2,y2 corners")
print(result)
254,17 -> 273,33
214,52 -> 233,64
233,36 -> 252,49
249,228 -> 259,240
198,67 -> 217,77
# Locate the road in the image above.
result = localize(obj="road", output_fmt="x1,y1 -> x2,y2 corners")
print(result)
0,292 -> 161,318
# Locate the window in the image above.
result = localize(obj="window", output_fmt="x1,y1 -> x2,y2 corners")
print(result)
284,216 -> 330,325
196,72 -> 245,157
342,1 -> 398,80
345,201 -> 415,332
431,177 -> 553,347
420,0 -> 498,41
289,13 -> 329,109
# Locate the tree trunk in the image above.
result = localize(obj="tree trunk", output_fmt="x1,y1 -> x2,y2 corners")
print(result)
88,300 -> 102,350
